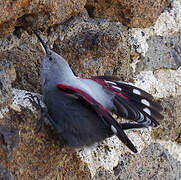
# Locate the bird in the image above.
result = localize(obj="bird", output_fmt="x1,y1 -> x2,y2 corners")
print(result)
26,31 -> 163,153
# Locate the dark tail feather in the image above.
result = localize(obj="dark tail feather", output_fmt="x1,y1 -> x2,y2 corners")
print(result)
91,75 -> 121,82
115,126 -> 138,153
120,123 -> 146,130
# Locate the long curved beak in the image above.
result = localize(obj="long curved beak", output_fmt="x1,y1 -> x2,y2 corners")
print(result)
34,31 -> 49,54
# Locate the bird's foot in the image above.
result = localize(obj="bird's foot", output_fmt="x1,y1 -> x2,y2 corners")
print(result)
24,93 -> 46,132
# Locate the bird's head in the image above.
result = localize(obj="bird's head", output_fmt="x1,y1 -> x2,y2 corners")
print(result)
34,31 -> 75,89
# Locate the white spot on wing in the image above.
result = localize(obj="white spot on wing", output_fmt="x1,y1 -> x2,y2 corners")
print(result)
112,86 -> 122,91
141,99 -> 150,106
145,117 -> 151,125
111,125 -> 117,134
137,112 -> 145,122
143,108 -> 151,115
133,89 -> 141,95
140,117 -> 151,126
105,81 -> 117,85
152,122 -> 156,127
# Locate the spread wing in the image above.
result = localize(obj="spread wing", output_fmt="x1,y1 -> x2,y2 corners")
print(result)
57,83 -> 138,153
90,76 -> 163,127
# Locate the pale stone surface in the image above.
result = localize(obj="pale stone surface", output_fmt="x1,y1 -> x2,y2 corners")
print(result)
154,0 -> 181,36
157,140 -> 181,162
133,68 -> 181,99
77,128 -> 152,176
112,143 -> 181,180
129,0 -> 181,59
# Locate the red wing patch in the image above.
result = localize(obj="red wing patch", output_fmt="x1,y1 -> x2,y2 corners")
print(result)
57,83 -> 138,153
57,84 -> 116,119
88,78 -> 129,100
57,84 -> 94,104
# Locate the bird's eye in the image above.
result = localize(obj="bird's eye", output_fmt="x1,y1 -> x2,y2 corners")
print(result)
49,57 -> 53,61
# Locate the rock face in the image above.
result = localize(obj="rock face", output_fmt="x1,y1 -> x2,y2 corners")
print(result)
0,0 -> 181,179
0,0 -> 87,36
0,60 -> 14,107
85,0 -> 170,28
0,164 -> 13,180
137,34 -> 181,71
53,16 -> 131,79
0,93 -> 91,179
152,96 -> 181,144
93,143 -> 181,180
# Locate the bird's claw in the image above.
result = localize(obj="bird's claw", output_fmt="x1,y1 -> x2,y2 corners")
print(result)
24,92 -> 45,132
24,93 -> 42,110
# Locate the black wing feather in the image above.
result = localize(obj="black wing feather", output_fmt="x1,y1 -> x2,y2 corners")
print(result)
91,76 -> 163,127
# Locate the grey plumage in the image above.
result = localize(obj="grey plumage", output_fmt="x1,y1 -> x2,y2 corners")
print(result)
44,87 -> 113,147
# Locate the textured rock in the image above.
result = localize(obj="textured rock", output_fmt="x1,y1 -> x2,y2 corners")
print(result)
153,0 -> 181,36
0,0 -> 87,36
92,143 -> 181,179
4,14 -> 133,93
77,128 -> 152,176
85,0 -> 170,28
156,140 -> 181,163
152,96 -> 181,144
0,48 -> 41,93
0,0 -> 181,179
0,60 -> 14,107
0,125 -> 19,158
0,89 -> 92,179
53,16 -> 131,79
114,143 -> 181,180
134,34 -> 181,71
0,33 -> 21,52
128,0 -> 181,60
0,164 -> 14,180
